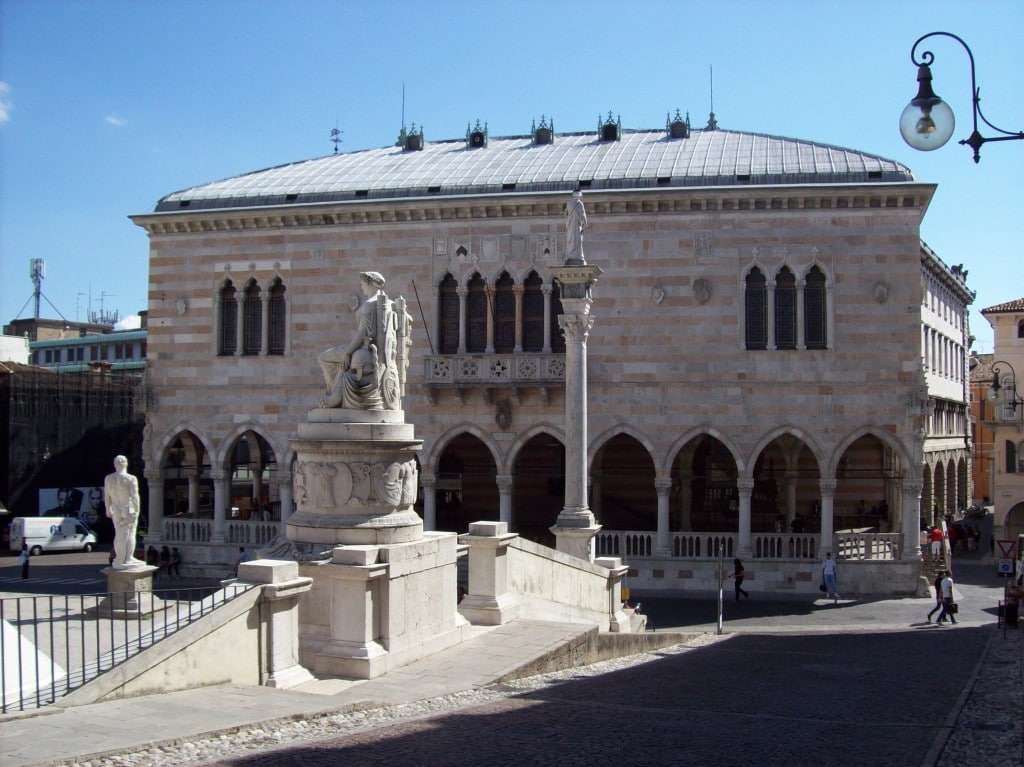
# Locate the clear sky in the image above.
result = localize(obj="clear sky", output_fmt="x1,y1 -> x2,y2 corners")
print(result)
1,0 -> 1021,351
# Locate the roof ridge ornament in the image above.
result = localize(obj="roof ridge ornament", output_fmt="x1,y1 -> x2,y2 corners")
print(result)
598,111 -> 621,142
532,115 -> 555,145
666,109 -> 690,139
466,119 -> 488,149
399,123 -> 424,151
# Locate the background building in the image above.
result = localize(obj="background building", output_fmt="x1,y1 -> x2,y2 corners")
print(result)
130,115 -> 972,592
980,299 -> 1024,550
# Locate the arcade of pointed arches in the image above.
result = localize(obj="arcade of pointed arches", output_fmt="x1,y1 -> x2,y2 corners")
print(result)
138,415 -> 941,566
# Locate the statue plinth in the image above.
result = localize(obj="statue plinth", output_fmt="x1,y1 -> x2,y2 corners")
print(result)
288,408 -> 423,547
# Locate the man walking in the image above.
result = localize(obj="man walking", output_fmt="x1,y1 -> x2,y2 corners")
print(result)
936,570 -> 957,625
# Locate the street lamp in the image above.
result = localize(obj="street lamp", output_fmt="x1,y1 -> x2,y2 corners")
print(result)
988,361 -> 1022,414
901,31 -> 1024,163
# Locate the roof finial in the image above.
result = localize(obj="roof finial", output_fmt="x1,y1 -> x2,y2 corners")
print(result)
330,125 -> 343,154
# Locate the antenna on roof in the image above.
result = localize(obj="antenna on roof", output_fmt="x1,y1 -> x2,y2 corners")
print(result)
401,81 -> 406,134
330,124 -> 343,154
706,65 -> 718,131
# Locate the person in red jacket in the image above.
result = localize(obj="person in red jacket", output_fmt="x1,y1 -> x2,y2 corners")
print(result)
929,526 -> 944,560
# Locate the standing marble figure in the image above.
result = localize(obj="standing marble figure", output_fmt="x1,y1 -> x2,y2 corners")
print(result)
317,271 -> 410,410
565,189 -> 588,263
105,455 -> 144,568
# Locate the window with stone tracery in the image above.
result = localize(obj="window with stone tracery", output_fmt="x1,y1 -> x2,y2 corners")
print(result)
242,280 -> 262,355
218,280 -> 238,356
804,265 -> 827,350
466,273 -> 488,353
775,266 -> 796,350
268,279 -> 287,355
745,267 -> 767,350
494,271 -> 515,353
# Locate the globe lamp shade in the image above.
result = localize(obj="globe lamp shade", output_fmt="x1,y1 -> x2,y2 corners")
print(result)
900,98 -> 955,150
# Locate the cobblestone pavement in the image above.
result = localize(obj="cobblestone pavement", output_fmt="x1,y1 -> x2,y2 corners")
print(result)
61,626 -> 1021,767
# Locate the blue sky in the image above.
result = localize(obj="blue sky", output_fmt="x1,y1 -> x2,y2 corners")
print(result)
1,0 -> 1021,352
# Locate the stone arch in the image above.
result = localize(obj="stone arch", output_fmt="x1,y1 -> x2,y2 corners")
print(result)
505,423 -> 565,474
668,430 -> 742,533
748,428 -> 825,533
510,431 -> 566,547
589,424 -> 658,477
664,427 -> 745,475
433,429 -> 500,534
424,423 -> 503,471
591,431 -> 657,533
747,426 -> 826,480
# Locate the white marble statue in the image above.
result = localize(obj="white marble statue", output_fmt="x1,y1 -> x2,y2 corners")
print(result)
565,190 -> 588,263
317,271 -> 409,410
104,455 -> 144,568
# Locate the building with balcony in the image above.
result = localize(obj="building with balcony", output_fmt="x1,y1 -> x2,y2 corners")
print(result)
979,299 -> 1024,548
130,114 -> 972,592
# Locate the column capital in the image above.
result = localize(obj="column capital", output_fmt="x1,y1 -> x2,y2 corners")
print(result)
654,478 -> 673,492
558,313 -> 594,343
143,467 -> 163,482
736,478 -> 755,493
420,472 -> 437,488
819,479 -> 838,496
902,482 -> 923,496
210,469 -> 227,482
495,474 -> 514,492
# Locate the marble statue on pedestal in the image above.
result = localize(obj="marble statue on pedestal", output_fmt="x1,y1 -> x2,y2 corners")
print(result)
317,271 -> 411,410
565,189 -> 588,263
104,455 -> 144,569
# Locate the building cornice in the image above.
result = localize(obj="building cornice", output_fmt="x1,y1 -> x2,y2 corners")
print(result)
130,182 -> 936,237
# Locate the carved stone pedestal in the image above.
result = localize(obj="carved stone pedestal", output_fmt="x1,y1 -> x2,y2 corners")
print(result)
94,565 -> 159,617
289,407 -> 468,678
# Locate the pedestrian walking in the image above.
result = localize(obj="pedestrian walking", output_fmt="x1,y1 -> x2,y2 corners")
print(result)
822,552 -> 839,602
17,542 -> 29,580
929,526 -> 944,560
729,557 -> 750,601
936,570 -> 957,625
170,547 -> 182,579
926,570 -> 944,622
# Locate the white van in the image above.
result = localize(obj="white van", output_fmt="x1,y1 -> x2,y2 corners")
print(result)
9,517 -> 98,556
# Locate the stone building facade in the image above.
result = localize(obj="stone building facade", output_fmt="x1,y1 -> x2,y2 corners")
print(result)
131,117 -> 972,593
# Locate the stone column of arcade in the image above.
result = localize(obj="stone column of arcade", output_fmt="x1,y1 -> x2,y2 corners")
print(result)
550,190 -> 604,562
277,272 -> 468,679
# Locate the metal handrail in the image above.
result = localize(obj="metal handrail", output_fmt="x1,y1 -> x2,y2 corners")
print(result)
0,584 -> 254,713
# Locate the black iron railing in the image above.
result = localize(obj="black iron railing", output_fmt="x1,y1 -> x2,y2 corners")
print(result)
0,584 -> 254,713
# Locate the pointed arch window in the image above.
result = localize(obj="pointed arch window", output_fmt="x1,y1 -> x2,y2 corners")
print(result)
466,273 -> 488,353
494,272 -> 515,353
1007,440 -> 1019,474
438,274 -> 459,354
550,281 -> 566,354
242,280 -> 262,355
218,280 -> 238,356
268,279 -> 286,355
744,267 -> 767,350
775,267 -> 796,350
804,266 -> 828,350
522,272 -> 545,352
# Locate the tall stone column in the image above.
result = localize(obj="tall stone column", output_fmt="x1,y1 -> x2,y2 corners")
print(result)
819,479 -> 837,554
549,261 -> 603,561
420,473 -> 437,530
212,469 -> 228,544
496,474 -> 513,526
187,469 -> 200,516
737,478 -> 754,557
901,481 -> 923,561
655,478 -> 672,555
145,469 -> 164,543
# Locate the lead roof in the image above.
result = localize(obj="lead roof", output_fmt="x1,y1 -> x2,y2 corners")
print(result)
155,128 -> 916,213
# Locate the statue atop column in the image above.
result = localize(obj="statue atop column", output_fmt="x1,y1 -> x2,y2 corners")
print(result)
317,271 -> 411,410
565,189 -> 588,264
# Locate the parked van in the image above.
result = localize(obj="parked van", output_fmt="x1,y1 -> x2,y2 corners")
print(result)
9,517 -> 97,555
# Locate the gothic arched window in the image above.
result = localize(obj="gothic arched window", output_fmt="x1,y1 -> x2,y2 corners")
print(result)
242,280 -> 262,355
804,266 -> 828,350
494,272 -> 515,353
775,267 -> 796,350
466,273 -> 488,353
219,280 -> 238,356
522,271 -> 545,352
438,274 -> 459,354
268,279 -> 286,355
744,267 -> 767,350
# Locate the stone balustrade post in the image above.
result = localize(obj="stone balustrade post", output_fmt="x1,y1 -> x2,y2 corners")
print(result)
457,521 -> 519,625
236,559 -> 315,689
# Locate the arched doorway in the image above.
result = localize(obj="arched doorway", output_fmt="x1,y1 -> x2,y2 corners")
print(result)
222,430 -> 278,521
593,434 -> 656,532
672,435 -> 739,532
161,431 -> 212,520
512,434 -> 565,547
435,433 -> 498,534
752,435 -> 822,533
